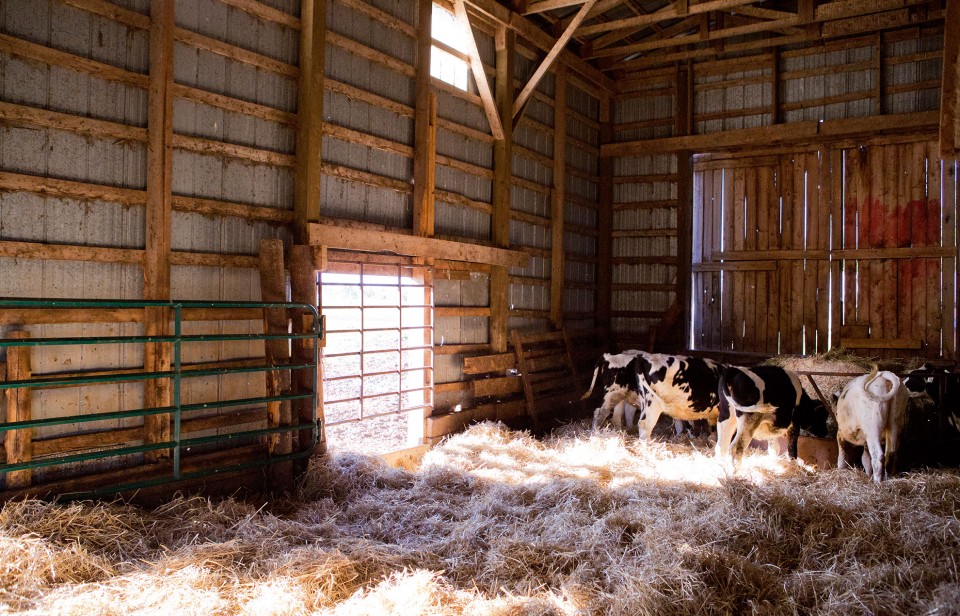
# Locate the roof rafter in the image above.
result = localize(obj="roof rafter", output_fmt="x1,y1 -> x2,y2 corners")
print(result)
453,0 -> 504,139
513,0 -> 600,121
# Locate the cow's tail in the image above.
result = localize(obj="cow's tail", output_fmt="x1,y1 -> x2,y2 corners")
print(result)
581,359 -> 603,400
861,364 -> 900,403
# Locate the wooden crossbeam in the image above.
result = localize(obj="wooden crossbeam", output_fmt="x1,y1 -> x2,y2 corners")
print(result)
513,0 -> 598,121
452,0 -> 504,139
524,0 -> 588,14
577,0 -> 756,37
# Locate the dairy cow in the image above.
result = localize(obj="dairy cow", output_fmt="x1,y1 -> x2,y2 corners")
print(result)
631,353 -> 726,440
583,351 -> 643,431
835,366 -> 909,482
717,365 -> 829,465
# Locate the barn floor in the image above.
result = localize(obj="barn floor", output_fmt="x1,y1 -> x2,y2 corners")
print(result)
2,422 -> 959,615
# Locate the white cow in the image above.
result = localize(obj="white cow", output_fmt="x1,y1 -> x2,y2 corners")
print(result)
834,365 -> 909,482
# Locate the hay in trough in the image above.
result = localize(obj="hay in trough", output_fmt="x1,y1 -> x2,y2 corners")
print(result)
1,422 -> 958,615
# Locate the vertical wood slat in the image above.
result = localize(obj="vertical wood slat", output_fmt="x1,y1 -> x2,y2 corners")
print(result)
881,144 -> 899,349
790,155 -> 805,354
744,166 -> 758,351
803,151 -> 819,354
731,167 -> 745,351
289,245 -> 322,470
4,332 -> 32,488
259,240 -> 293,491
144,0 -> 174,462
755,166 -> 770,352
550,63 -> 567,329
924,143 -> 942,356
942,157 -> 957,359
905,142 -> 923,347
721,166 -> 735,349
830,147 -> 844,350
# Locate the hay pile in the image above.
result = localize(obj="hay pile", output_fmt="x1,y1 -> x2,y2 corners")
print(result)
2,423 -> 959,615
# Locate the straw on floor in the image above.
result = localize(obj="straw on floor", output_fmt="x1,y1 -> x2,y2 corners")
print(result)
1,421 -> 958,615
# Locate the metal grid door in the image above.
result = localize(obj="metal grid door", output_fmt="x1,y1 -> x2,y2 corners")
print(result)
319,257 -> 433,454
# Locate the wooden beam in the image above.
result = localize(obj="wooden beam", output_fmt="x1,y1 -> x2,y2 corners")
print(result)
940,0 -> 960,158
259,240 -> 293,492
294,0 -> 327,240
463,0 -> 615,92
307,223 -> 529,267
144,0 -> 174,463
601,111 -> 939,156
577,0 -> 756,37
524,0 -> 587,13
550,63 -> 567,329
289,245 -> 323,468
453,0 -> 505,139
4,332 -> 32,488
513,0 -> 598,122
490,25 -> 514,352
588,15 -> 801,59
414,0 -> 437,237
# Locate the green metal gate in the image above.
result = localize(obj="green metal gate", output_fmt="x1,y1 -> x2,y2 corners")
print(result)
0,299 -> 324,498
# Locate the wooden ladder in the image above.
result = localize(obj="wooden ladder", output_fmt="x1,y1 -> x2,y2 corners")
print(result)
510,330 -> 585,430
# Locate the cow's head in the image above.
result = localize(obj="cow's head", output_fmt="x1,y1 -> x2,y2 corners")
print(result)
903,364 -> 942,405
794,391 -> 829,438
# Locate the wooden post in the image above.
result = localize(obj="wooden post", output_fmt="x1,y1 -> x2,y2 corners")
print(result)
550,63 -> 567,329
597,91 -> 613,331
259,239 -> 293,492
144,0 -> 174,462
413,0 -> 436,238
4,332 -> 32,488
294,0 -> 327,242
939,0 -> 959,158
289,244 -> 323,474
490,24 -> 514,353
674,63 -> 693,350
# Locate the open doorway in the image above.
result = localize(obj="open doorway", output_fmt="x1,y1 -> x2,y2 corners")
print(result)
319,257 -> 433,455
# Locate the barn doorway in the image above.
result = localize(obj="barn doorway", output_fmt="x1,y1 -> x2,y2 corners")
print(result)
690,141 -> 958,359
319,256 -> 433,455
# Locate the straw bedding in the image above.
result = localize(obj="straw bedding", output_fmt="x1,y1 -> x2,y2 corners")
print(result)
2,422 -> 959,615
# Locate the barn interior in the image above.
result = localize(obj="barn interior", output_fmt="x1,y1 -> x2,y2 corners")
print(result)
0,0 -> 959,612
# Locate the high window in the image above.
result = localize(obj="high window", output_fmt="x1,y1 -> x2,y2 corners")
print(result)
431,3 -> 470,91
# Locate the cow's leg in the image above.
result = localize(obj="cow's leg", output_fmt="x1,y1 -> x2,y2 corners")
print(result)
837,435 -> 848,469
767,437 -> 781,457
864,436 -> 885,483
715,416 -> 737,460
786,423 -> 800,460
731,413 -> 764,468
623,403 -> 638,433
592,386 -> 628,431
592,405 -> 613,431
612,402 -> 625,430
674,419 -> 686,436
884,426 -> 901,479
637,400 -> 663,441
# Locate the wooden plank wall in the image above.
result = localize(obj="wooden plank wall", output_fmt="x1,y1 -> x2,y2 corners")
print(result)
612,24 -> 948,354
692,151 -> 831,355
841,141 -> 956,358
692,141 -> 958,360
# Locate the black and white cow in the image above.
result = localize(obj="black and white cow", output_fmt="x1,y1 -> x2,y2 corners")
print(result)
717,365 -> 829,465
583,351 -> 643,431
835,366 -> 908,482
632,353 -> 726,440
584,352 -> 725,437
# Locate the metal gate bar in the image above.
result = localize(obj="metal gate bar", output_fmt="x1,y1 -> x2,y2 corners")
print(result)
0,298 -> 324,498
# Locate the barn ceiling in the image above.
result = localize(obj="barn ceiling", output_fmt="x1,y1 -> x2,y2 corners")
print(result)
513,0 -> 945,76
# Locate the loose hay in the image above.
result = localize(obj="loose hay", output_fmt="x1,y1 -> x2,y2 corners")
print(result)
1,422 -> 958,615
